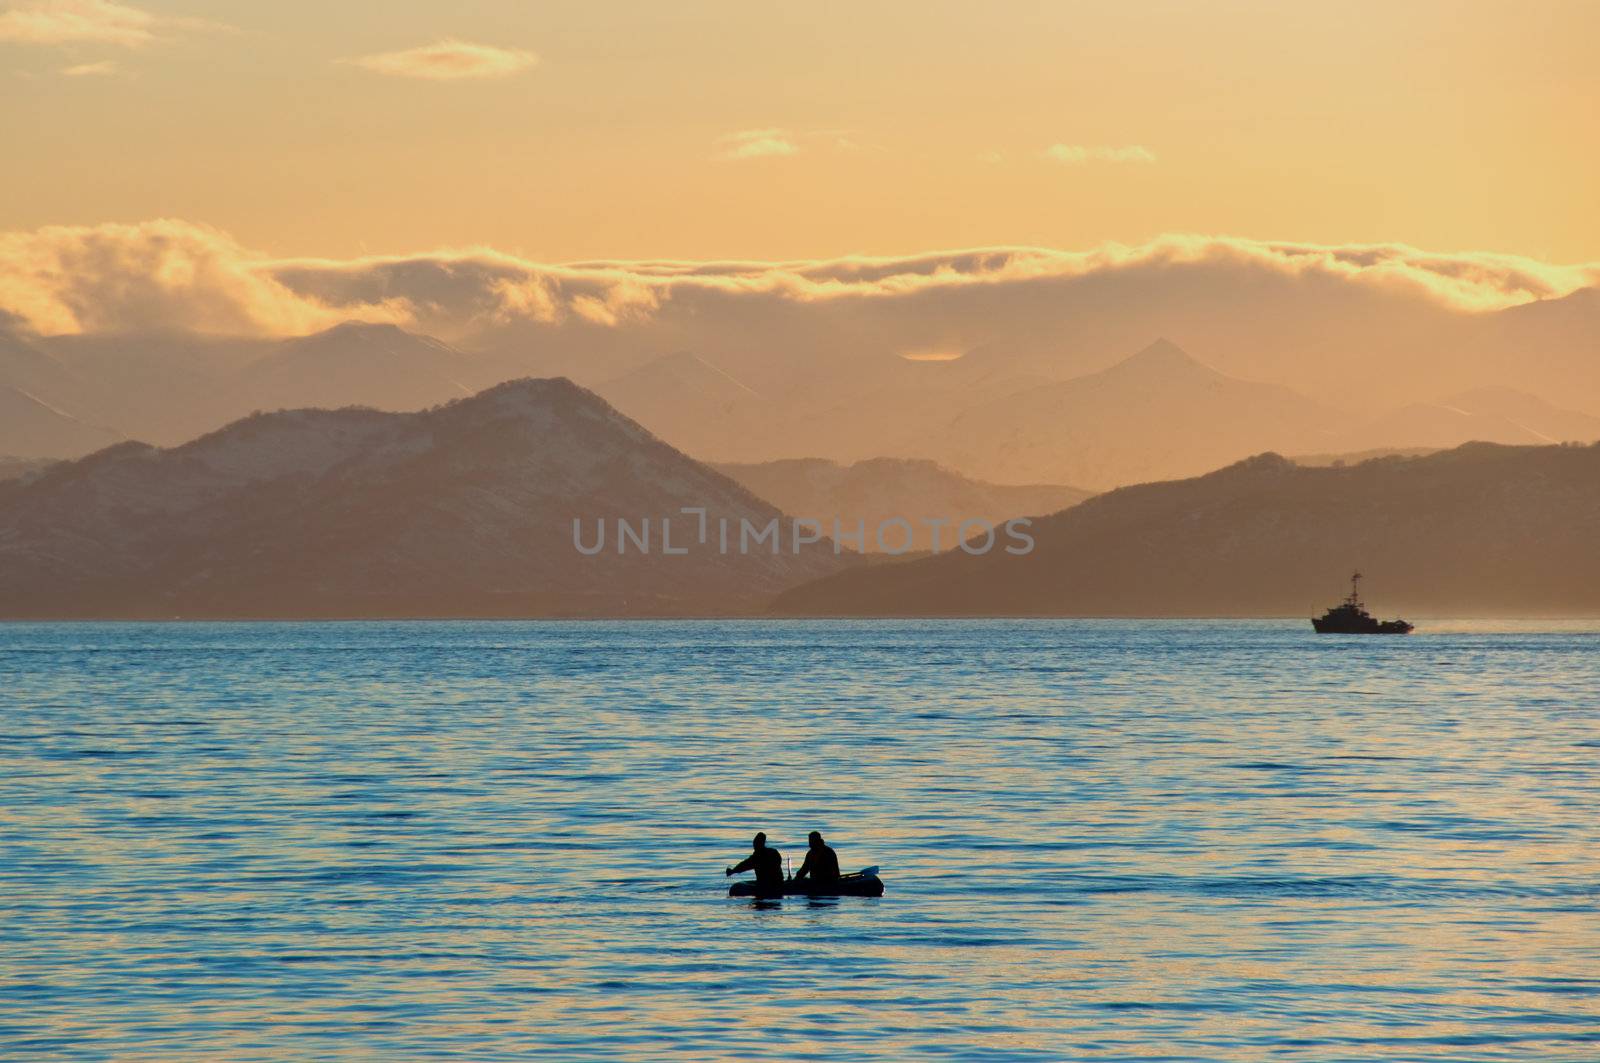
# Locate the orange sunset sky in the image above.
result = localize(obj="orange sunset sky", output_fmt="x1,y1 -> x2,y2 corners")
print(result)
3,0 -> 1598,265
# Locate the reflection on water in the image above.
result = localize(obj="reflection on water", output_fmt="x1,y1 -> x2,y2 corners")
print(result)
1,620 -> 1597,1060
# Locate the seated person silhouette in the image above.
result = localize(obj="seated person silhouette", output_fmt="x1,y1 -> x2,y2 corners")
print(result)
726,832 -> 784,893
792,831 -> 840,887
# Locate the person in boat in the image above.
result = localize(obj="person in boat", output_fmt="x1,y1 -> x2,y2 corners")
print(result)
725,832 -> 784,892
792,831 -> 840,887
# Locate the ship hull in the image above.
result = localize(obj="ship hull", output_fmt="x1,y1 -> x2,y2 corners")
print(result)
1313,574 -> 1414,634
1311,617 -> 1413,634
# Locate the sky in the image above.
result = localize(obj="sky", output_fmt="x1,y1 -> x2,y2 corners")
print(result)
2,0 -> 1598,265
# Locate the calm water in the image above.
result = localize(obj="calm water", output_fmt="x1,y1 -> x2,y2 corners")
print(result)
1,620 -> 1597,1061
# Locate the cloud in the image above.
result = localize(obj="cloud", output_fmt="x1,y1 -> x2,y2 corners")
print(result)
0,0 -> 152,46
60,58 -> 115,75
713,128 -> 866,161
343,38 -> 538,81
0,0 -> 224,47
715,128 -> 801,161
1044,144 -> 1156,165
1,220 -> 1596,345
0,219 -> 407,335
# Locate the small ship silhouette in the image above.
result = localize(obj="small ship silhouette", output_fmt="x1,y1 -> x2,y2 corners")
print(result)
1311,572 -> 1414,634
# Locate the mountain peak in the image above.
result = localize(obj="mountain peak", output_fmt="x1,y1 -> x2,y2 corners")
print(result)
301,321 -> 409,343
1216,451 -> 1296,477
455,375 -> 592,413
1114,338 -> 1211,374
287,321 -> 462,359
610,350 -> 762,398
0,376 -> 846,618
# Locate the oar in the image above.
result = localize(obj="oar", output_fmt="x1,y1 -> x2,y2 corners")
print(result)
853,866 -> 880,877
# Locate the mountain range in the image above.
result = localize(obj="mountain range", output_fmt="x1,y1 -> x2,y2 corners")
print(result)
6,369 -> 1599,618
232,322 -> 479,415
773,441 -> 1600,617
5,313 -> 1599,494
590,351 -> 770,464
1358,387 -> 1600,449
715,457 -> 1091,552
0,379 -> 846,618
930,339 -> 1343,486
0,322 -> 492,456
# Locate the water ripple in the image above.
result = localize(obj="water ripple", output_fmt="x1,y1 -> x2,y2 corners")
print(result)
1,619 -> 1597,1060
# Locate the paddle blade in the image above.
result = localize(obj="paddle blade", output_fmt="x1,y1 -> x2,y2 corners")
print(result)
856,866 -> 880,877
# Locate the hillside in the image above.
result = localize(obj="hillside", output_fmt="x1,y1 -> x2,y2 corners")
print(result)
5,324 -> 498,455
0,456 -> 56,482
0,384 -> 122,459
1350,387 -> 1600,449
6,311 -> 1598,491
0,378 -> 846,618
933,339 -> 1344,487
716,457 -> 1092,552
0,328 -> 124,458
590,351 -> 769,463
773,441 -> 1600,617
229,322 -> 482,417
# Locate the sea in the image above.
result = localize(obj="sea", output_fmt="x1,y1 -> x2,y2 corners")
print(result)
2,619 -> 1597,1061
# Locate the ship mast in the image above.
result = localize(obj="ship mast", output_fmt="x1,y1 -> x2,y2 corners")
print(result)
1346,570 -> 1363,608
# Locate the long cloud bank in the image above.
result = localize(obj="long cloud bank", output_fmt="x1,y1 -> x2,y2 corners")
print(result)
1,218 -> 1596,342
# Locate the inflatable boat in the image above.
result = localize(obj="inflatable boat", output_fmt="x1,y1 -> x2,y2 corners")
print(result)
727,867 -> 884,898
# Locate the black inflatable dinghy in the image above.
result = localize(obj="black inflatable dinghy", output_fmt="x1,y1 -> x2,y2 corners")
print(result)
728,867 -> 884,898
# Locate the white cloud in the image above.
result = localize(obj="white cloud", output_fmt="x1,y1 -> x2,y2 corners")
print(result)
343,38 -> 538,81
1043,144 -> 1156,165
60,58 -> 115,75
2,220 -> 1596,343
715,128 -> 801,161
0,219 -> 407,335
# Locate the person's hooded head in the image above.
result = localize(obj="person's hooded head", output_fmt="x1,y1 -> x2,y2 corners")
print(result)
809,831 -> 825,848
752,832 -> 767,850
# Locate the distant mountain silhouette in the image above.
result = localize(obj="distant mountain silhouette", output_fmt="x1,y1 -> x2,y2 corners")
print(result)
1448,386 -> 1600,442
0,379 -> 846,618
0,327 -> 121,458
230,322 -> 481,416
26,329 -> 273,449
6,318 -> 1598,493
591,351 -> 769,462
0,327 -> 93,411
3,324 -> 496,455
762,355 -> 1058,469
774,441 -> 1600,617
933,339 -> 1344,487
716,457 -> 1092,552
1475,287 -> 1600,405
1348,387 -> 1600,449
0,384 -> 122,459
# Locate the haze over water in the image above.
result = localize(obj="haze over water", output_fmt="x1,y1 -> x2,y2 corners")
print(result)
3,620 -> 1597,1060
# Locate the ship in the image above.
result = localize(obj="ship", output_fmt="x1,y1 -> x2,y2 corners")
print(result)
1311,572 -> 1414,634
